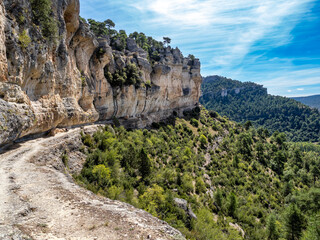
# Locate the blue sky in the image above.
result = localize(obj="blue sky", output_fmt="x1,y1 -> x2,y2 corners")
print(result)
80,0 -> 320,97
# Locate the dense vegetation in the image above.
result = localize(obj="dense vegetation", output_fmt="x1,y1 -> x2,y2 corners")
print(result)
71,108 -> 320,239
85,18 -> 166,63
30,0 -> 58,41
200,76 -> 320,142
105,62 -> 142,88
293,95 -> 320,110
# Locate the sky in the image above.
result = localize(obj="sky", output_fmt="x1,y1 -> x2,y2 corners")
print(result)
79,0 -> 320,97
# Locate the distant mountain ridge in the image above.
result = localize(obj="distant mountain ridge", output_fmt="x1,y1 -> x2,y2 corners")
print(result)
200,75 -> 320,142
292,95 -> 320,110
202,75 -> 267,98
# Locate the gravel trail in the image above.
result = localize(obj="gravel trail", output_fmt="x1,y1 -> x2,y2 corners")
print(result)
0,127 -> 183,240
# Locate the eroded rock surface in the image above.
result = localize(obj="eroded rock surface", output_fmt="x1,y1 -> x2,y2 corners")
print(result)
0,0 -> 201,146
0,1 -> 7,82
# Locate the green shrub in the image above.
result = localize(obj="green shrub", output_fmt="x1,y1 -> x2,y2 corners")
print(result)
196,177 -> 206,194
199,134 -> 208,146
61,153 -> 69,167
30,0 -> 58,41
81,75 -> 86,87
75,108 -> 319,239
106,63 -> 141,88
139,184 -> 165,217
92,164 -> 111,186
18,30 -> 31,49
227,192 -> 237,218
107,185 -> 123,200
145,80 -> 151,88
181,173 -> 194,193
82,134 -> 94,148
190,118 -> 199,127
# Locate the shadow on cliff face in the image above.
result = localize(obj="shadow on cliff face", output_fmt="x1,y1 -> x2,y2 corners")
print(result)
0,142 -> 22,154
149,106 -> 201,130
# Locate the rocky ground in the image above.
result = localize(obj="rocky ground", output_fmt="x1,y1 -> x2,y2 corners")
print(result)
0,126 -> 184,240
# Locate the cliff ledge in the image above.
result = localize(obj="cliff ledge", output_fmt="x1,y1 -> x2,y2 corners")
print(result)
0,0 -> 201,145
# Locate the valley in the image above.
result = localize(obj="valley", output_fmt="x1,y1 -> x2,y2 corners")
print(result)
0,0 -> 319,239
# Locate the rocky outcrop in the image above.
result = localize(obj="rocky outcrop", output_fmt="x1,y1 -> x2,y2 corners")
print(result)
0,0 -> 201,146
174,198 -> 197,220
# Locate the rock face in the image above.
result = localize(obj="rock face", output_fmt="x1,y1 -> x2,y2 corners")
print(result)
173,198 -> 197,220
0,0 -> 201,146
0,1 -> 7,82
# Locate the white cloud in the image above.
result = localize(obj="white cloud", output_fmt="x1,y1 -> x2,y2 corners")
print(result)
297,88 -> 305,91
130,0 -> 315,70
80,0 -> 319,96
287,90 -> 292,92
260,68 -> 320,87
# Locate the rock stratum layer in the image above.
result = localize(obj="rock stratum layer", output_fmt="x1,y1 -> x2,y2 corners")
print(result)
0,0 -> 201,146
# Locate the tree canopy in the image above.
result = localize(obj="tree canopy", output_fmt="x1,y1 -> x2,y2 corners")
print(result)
200,75 -> 320,142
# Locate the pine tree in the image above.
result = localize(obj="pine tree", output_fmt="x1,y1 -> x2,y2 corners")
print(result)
228,192 -> 237,218
302,213 -> 320,240
215,188 -> 223,210
139,148 -> 152,179
283,181 -> 293,197
163,37 -> 171,47
284,204 -> 306,240
293,149 -> 303,168
266,213 -> 280,240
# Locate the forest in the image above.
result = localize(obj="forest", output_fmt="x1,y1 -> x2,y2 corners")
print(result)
70,108 -> 320,240
84,18 -> 167,64
200,76 -> 320,142
293,95 -> 320,110
65,18 -> 320,240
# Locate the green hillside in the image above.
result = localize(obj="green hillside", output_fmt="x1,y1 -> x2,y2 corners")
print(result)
293,95 -> 320,110
200,76 -> 320,142
72,108 -> 320,240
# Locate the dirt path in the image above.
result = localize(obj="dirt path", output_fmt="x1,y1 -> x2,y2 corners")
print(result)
0,127 -> 184,240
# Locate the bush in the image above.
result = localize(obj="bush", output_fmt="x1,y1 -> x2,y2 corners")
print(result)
181,173 -> 194,193
105,63 -> 141,87
75,108 -> 318,239
145,80 -> 151,88
139,184 -> 165,217
199,134 -> 208,147
61,153 -> 69,167
196,177 -> 206,194
284,204 -> 306,240
30,0 -> 58,41
228,192 -> 237,218
107,185 -> 123,200
18,30 -> 31,49
92,164 -> 111,186
82,134 -> 94,148
190,118 -> 199,127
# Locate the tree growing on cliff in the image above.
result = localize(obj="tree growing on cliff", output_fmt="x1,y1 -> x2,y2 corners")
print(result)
88,19 -> 117,37
30,0 -> 58,40
105,19 -> 115,29
163,37 -> 171,47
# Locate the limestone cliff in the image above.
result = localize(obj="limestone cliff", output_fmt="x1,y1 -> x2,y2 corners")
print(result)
0,0 -> 201,146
